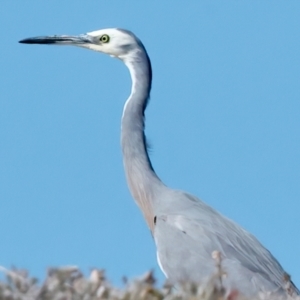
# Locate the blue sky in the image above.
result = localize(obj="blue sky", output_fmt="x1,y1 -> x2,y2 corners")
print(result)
1,1 -> 299,287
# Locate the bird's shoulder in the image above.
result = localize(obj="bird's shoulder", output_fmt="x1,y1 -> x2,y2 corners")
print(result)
154,189 -> 289,290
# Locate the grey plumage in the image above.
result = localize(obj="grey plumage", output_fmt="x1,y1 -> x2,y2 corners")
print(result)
154,190 -> 296,294
19,28 -> 299,297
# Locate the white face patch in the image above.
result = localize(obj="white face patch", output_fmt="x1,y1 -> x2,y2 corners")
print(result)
83,28 -> 139,59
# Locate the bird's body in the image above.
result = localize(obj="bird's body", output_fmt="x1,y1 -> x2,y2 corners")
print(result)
154,189 -> 290,293
20,28 -> 298,297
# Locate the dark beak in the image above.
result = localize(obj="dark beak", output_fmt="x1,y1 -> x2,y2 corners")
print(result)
19,34 -> 93,45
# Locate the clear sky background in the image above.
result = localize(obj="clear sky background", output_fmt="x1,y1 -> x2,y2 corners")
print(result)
1,1 -> 299,287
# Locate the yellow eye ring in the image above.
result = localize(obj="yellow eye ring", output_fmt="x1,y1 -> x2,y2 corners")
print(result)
100,34 -> 110,43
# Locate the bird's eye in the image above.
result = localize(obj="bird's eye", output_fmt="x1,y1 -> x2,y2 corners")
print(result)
99,34 -> 110,43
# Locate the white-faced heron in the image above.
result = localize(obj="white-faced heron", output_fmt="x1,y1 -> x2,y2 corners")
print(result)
19,28 -> 299,297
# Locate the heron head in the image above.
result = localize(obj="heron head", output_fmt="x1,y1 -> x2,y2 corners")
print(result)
19,28 -> 145,61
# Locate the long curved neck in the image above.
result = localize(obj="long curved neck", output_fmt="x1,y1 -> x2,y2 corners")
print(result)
121,48 -> 163,232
